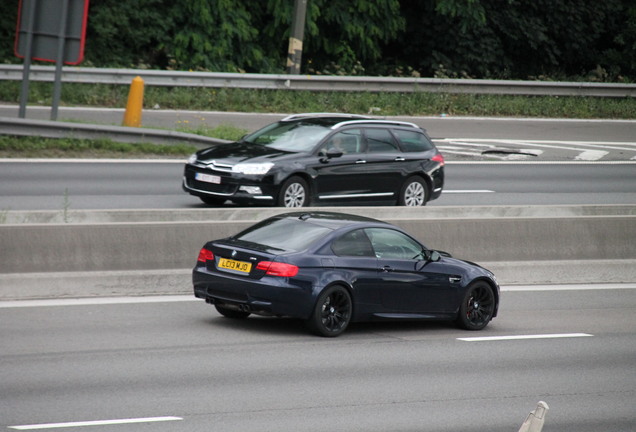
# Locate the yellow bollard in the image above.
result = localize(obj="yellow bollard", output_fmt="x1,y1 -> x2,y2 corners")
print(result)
122,76 -> 144,127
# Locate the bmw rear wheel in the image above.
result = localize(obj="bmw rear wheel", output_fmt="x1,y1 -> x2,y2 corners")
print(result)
456,282 -> 495,330
309,286 -> 352,337
399,177 -> 428,206
278,176 -> 309,207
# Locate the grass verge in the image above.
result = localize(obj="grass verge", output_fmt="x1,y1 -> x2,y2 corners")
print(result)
1,81 -> 635,119
0,136 -> 200,159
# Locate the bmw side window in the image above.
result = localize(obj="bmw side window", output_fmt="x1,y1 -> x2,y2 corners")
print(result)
393,129 -> 434,152
365,228 -> 423,260
319,129 -> 363,155
365,128 -> 399,153
331,229 -> 375,257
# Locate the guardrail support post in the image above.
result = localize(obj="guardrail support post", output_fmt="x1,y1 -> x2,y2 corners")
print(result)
122,76 -> 144,127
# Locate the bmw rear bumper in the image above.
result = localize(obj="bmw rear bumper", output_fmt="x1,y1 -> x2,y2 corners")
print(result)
193,266 -> 315,319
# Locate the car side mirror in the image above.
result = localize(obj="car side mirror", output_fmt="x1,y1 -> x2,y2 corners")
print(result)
326,148 -> 343,159
416,249 -> 441,271
429,250 -> 441,262
320,148 -> 344,163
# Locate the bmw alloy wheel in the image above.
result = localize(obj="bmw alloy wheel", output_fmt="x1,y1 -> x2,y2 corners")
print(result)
457,282 -> 495,330
309,286 -> 352,337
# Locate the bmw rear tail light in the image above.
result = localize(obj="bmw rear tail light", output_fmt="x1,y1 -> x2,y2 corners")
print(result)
256,261 -> 299,277
197,248 -> 214,263
432,153 -> 445,166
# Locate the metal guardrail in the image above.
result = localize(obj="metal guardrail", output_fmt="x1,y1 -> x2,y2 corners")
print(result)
0,116 -> 230,147
1,64 -> 635,97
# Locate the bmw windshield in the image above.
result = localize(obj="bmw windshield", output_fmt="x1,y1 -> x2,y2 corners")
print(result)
241,121 -> 332,152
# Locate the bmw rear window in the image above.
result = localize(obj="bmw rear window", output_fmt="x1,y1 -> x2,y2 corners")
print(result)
234,218 -> 331,252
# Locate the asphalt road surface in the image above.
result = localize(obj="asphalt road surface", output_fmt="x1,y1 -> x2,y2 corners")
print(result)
1,286 -> 635,432
0,160 -> 634,210
3,105 -> 636,143
2,109 -> 635,210
2,110 -> 635,432
2,106 -> 636,161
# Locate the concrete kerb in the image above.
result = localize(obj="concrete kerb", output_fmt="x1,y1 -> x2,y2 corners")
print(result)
3,204 -> 636,224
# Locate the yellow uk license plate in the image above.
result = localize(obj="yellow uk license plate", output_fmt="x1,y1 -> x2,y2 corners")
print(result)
218,258 -> 252,273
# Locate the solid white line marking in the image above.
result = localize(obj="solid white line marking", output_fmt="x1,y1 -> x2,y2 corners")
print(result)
443,189 -> 495,193
0,158 -> 186,163
458,333 -> 593,342
9,416 -> 183,430
0,295 -> 196,308
446,160 -> 636,165
502,283 -> 636,291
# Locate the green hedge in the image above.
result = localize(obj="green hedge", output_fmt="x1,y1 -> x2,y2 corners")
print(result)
1,0 -> 634,80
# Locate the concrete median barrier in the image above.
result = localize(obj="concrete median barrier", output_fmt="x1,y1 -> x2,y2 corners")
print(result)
1,205 -> 635,300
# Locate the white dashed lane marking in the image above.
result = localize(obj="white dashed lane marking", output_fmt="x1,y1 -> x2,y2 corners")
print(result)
9,417 -> 183,430
457,333 -> 593,342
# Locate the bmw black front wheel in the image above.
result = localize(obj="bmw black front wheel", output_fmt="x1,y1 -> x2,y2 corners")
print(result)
308,286 -> 352,337
456,282 -> 495,330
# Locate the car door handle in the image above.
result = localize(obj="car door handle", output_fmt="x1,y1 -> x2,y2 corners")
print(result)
355,160 -> 367,164
380,266 -> 393,272
394,157 -> 405,161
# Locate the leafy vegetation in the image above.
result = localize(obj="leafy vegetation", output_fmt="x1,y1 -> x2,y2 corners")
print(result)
2,0 -> 634,80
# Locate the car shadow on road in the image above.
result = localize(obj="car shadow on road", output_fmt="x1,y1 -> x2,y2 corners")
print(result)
202,314 -> 469,339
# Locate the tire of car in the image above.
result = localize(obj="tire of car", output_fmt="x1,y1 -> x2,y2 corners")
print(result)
456,282 -> 496,330
199,196 -> 226,206
215,304 -> 251,319
278,176 -> 309,207
308,285 -> 352,337
398,177 -> 428,206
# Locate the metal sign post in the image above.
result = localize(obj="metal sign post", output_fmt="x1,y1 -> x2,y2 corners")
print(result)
286,0 -> 307,75
17,0 -> 37,119
14,0 -> 90,120
51,0 -> 71,121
